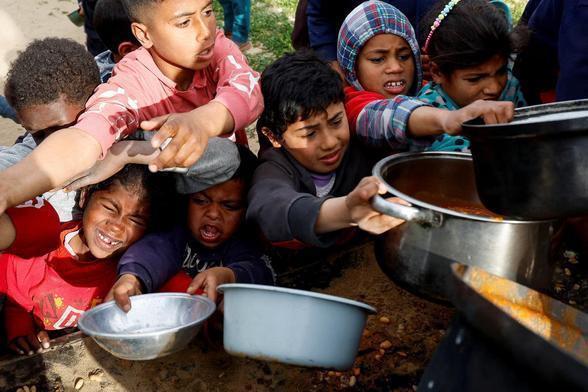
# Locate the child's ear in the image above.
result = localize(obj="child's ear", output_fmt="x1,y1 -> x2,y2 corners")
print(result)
78,188 -> 89,209
430,62 -> 445,85
261,127 -> 282,149
117,41 -> 140,58
131,22 -> 152,49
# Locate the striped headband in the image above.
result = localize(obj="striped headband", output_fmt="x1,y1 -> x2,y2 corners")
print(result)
423,0 -> 462,53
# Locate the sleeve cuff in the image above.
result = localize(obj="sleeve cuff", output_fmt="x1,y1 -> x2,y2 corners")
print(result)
288,195 -> 340,248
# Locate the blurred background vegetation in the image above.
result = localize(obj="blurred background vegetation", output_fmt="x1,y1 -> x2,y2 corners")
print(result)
214,0 -> 528,73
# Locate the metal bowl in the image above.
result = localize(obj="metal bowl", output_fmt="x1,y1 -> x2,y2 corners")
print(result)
218,284 -> 376,370
78,293 -> 216,360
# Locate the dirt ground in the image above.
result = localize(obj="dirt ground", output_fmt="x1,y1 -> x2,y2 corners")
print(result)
0,242 -> 454,392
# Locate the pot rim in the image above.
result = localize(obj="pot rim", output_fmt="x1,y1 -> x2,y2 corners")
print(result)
217,283 -> 377,314
462,99 -> 588,139
373,151 -> 552,224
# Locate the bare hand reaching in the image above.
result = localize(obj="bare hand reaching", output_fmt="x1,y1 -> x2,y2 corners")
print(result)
443,100 -> 514,136
105,274 -> 143,312
346,176 -> 406,235
187,267 -> 236,303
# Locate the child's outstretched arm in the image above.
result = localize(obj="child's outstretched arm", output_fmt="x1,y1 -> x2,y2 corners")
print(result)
315,176 -> 405,235
408,100 -> 514,138
65,137 -> 239,191
0,128 -> 101,215
352,96 -> 514,150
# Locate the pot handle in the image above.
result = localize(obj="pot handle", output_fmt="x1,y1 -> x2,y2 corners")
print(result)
372,195 -> 443,227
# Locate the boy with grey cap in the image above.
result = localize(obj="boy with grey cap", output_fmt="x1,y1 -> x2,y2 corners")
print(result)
105,145 -> 275,312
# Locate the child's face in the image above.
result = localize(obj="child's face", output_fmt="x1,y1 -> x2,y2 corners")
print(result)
267,103 -> 350,174
134,0 -> 216,82
432,54 -> 508,107
187,179 -> 246,249
17,97 -> 83,144
80,183 -> 150,260
356,34 -> 415,98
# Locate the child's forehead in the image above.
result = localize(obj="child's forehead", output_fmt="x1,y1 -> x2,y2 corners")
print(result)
142,0 -> 212,18
191,178 -> 246,198
363,33 -> 411,50
287,102 -> 345,126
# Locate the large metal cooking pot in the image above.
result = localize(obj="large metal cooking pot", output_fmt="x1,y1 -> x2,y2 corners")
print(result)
372,152 -> 555,300
462,99 -> 588,219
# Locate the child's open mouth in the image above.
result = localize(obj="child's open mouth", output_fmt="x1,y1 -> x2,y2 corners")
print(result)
320,149 -> 342,166
200,225 -> 221,242
96,231 -> 122,249
196,46 -> 214,61
384,80 -> 406,95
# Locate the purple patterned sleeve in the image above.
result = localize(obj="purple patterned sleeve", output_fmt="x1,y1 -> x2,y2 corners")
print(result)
355,96 -> 431,150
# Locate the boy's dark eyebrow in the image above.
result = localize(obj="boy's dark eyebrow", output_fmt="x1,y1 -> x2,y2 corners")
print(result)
171,11 -> 196,19
328,111 -> 344,122
294,122 -> 320,132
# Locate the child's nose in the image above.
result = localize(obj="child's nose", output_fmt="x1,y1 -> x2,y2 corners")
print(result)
320,132 -> 338,150
385,59 -> 403,73
484,77 -> 503,96
205,204 -> 221,219
196,19 -> 212,42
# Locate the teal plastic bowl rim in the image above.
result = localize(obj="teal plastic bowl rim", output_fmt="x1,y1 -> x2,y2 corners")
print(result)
217,283 -> 377,314
78,292 -> 216,339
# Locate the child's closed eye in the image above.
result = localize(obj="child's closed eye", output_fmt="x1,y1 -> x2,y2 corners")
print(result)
303,130 -> 317,138
101,202 -> 117,213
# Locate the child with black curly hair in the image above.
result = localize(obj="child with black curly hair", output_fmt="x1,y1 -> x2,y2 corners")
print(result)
0,38 -> 101,221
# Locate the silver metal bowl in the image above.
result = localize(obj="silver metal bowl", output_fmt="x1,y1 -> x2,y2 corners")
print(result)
78,293 -> 216,360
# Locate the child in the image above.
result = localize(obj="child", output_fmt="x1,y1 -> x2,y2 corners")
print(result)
0,0 -> 262,217
219,0 -> 252,51
2,38 -> 100,150
417,0 -> 527,152
105,146 -> 275,311
1,38 -> 101,221
336,0 -> 514,152
0,165 -> 170,355
93,0 -> 141,82
248,51 -> 405,248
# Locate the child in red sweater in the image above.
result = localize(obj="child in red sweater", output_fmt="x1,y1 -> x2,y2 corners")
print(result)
0,165 -> 169,355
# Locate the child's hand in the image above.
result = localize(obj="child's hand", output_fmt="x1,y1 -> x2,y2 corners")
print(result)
63,140 -> 158,191
443,100 -> 514,136
346,177 -> 406,235
9,330 -> 50,355
187,267 -> 236,303
141,112 -> 212,172
105,274 -> 143,312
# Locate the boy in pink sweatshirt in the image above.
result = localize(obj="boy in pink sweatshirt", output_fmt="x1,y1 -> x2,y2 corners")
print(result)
0,0 -> 262,216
